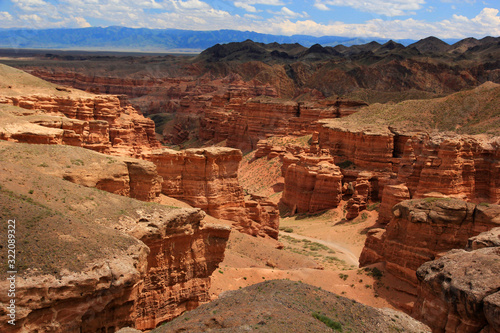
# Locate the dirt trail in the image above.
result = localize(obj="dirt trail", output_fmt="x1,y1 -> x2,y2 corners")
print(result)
280,231 -> 360,267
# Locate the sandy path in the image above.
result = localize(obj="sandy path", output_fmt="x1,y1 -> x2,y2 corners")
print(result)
280,231 -> 360,267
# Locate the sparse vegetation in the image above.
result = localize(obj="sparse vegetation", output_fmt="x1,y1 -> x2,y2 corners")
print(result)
312,312 -> 343,331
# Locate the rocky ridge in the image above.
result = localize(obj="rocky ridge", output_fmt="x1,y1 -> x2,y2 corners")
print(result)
0,141 -> 231,332
151,279 -> 430,333
413,227 -> 500,333
359,198 -> 500,312
0,64 -> 280,239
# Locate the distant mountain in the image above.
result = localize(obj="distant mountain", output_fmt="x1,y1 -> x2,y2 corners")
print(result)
0,26 -> 421,52
408,36 -> 451,54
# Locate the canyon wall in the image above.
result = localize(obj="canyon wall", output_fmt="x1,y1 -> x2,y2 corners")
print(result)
126,208 -> 231,330
316,121 -> 500,221
145,147 -> 247,220
281,154 -> 343,214
0,207 -> 231,333
413,227 -> 500,333
359,199 -> 500,303
200,97 -> 367,151
145,147 -> 280,239
0,93 -> 160,157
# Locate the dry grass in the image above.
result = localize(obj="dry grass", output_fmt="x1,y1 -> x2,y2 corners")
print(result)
324,82 -> 500,135
0,141 -> 177,278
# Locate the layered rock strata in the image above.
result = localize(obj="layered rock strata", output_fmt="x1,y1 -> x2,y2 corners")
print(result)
413,227 -> 500,333
145,147 -> 280,239
0,94 -> 160,157
145,147 -> 247,221
359,199 -> 500,295
126,208 -> 231,330
245,194 -> 280,239
0,208 -> 230,333
0,244 -> 150,333
62,156 -> 162,202
281,154 -> 343,213
318,120 -> 500,208
204,97 -> 367,151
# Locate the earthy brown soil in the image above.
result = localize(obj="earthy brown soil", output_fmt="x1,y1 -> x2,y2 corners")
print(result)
0,141 -> 177,278
151,279 -> 430,333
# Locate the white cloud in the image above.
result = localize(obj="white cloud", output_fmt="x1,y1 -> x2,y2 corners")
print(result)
177,0 -> 210,10
268,6 -> 307,18
0,12 -> 13,21
253,7 -> 500,38
74,17 -> 92,28
314,3 -> 330,11
237,0 -> 284,5
313,0 -> 426,16
235,1 -> 259,12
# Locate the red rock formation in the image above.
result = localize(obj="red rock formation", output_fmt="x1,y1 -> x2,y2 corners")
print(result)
0,94 -> 160,157
128,208 -> 231,330
281,154 -> 343,213
317,121 -> 500,205
199,94 -> 367,151
345,176 -> 371,220
413,227 -> 500,333
145,147 -> 281,239
0,207 -> 231,333
145,147 -> 247,221
244,194 -> 280,239
360,199 -> 500,297
62,156 -> 162,202
377,183 -> 411,224
318,119 -> 395,171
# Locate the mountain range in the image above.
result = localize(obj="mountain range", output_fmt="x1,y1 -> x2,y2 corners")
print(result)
0,26 -> 461,52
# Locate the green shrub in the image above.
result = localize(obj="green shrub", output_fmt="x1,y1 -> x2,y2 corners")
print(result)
312,312 -> 342,331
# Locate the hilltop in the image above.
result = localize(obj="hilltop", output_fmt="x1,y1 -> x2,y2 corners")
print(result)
151,279 -> 430,333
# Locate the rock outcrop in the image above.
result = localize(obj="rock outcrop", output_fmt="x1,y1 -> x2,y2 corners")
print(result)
317,121 -> 500,211
201,97 -> 367,151
359,199 -> 500,298
244,194 -> 280,239
62,156 -> 162,202
413,227 -> 500,333
0,208 -> 231,333
0,244 -> 150,333
281,154 -> 343,213
125,208 -> 231,330
0,93 -> 160,157
145,147 -> 247,221
145,147 -> 281,239
0,141 -> 231,332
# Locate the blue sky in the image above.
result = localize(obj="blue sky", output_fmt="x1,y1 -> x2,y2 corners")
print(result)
0,0 -> 499,39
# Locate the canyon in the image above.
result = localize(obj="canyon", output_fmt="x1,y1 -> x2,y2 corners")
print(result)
0,141 -> 231,332
0,36 -> 499,333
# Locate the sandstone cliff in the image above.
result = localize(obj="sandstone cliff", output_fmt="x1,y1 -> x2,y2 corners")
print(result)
281,154 -> 343,213
200,96 -> 367,151
359,199 -> 500,300
0,141 -> 231,332
145,147 -> 280,239
0,93 -> 160,157
145,147 -> 247,220
413,227 -> 500,333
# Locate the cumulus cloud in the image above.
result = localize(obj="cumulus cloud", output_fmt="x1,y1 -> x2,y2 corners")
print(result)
314,3 -> 329,11
235,1 -> 259,13
268,6 -> 307,18
0,12 -> 13,21
254,7 -> 500,38
1,0 -> 499,41
313,0 -> 426,16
